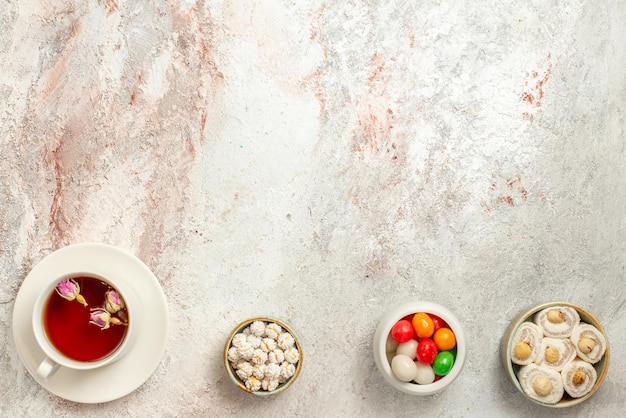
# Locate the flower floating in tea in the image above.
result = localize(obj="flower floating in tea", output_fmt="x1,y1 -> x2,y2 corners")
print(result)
105,289 -> 128,323
90,307 -> 127,330
89,308 -> 113,330
55,278 -> 87,307
104,290 -> 125,313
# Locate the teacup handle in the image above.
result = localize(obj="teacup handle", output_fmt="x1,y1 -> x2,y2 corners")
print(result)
36,356 -> 60,380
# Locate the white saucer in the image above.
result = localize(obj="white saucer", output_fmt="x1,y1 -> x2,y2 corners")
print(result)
12,243 -> 169,403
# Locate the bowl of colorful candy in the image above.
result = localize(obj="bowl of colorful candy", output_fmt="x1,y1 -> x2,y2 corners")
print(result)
501,302 -> 609,407
224,317 -> 303,396
373,301 -> 467,395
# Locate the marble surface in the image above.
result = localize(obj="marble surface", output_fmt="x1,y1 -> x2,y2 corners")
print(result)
1,0 -> 625,416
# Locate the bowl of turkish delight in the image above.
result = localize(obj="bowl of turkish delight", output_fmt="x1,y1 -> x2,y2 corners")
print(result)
501,302 -> 610,407
373,301 -> 467,395
224,317 -> 302,396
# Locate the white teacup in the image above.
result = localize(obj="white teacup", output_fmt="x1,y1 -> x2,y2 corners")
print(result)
32,272 -> 140,380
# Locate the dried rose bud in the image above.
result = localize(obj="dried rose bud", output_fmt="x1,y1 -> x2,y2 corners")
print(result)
55,279 -> 87,307
89,308 -> 112,330
104,290 -> 125,313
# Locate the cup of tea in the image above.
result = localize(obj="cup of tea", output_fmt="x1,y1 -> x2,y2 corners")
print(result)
32,273 -> 140,380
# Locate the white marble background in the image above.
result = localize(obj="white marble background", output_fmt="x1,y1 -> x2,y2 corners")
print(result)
1,0 -> 625,416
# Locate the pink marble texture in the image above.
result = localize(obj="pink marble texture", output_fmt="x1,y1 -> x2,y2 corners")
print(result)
1,0 -> 625,416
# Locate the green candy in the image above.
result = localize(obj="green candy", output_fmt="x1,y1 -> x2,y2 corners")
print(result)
432,351 -> 455,376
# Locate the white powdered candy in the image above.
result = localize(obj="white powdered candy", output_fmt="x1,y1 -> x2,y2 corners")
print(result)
277,332 -> 295,350
268,349 -> 285,364
246,334 -> 262,349
229,320 -> 300,392
260,337 -> 277,353
249,320 -> 266,337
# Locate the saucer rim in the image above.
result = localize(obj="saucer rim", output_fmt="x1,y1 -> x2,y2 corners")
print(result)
12,242 -> 169,403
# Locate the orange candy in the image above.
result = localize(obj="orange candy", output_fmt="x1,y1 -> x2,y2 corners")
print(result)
433,327 -> 456,351
412,313 -> 434,338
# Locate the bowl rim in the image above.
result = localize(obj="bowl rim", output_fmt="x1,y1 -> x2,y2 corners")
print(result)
223,316 -> 303,396
373,300 -> 467,395
501,301 -> 610,408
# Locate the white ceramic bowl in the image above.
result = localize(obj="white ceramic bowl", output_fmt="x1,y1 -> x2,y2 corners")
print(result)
224,317 -> 303,396
373,301 -> 467,395
501,302 -> 609,408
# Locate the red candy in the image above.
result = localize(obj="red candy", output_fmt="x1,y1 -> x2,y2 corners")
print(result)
429,314 -> 448,333
390,319 -> 414,343
416,338 -> 438,364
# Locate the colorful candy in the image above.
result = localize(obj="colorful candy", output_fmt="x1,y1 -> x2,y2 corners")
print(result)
416,338 -> 438,364
390,319 -> 414,343
432,351 -> 454,376
396,339 -> 418,359
413,361 -> 436,384
412,313 -> 434,338
387,312 -> 457,384
391,354 -> 418,381
433,327 -> 456,351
